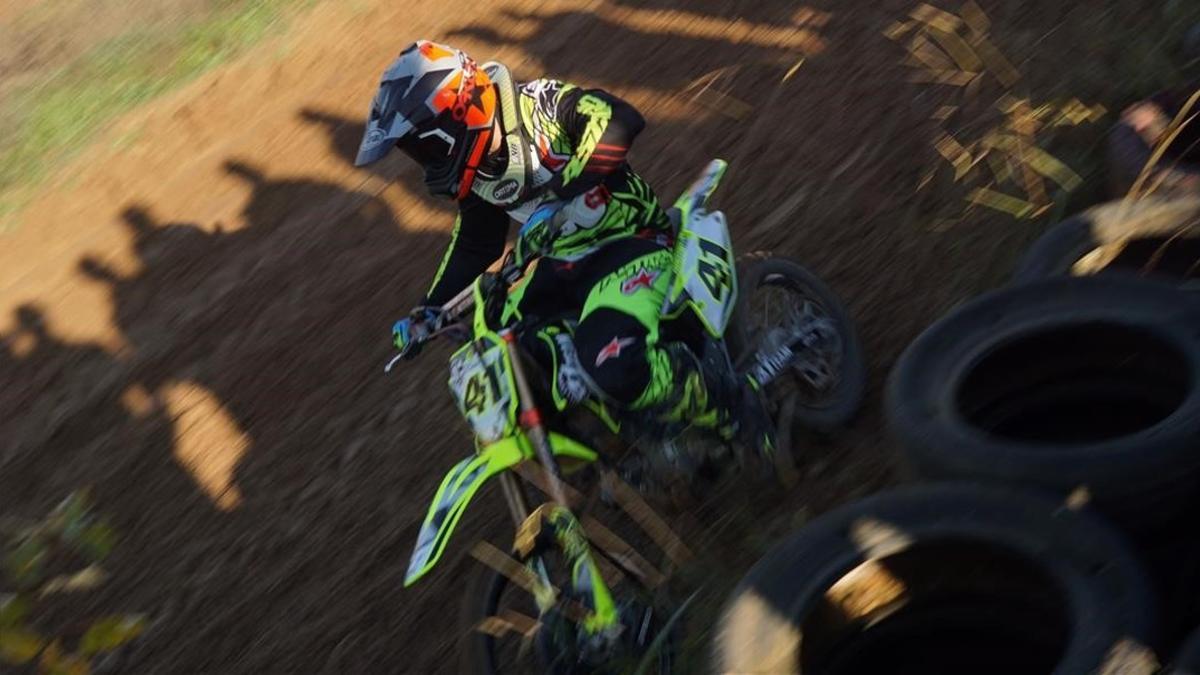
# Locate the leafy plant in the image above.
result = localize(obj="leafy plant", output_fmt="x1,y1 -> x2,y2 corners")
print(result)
0,491 -> 145,674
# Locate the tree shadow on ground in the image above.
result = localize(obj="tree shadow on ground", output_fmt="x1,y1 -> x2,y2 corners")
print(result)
2,157 -> 487,672
298,106 -> 461,223
446,4 -> 828,93
298,108 -> 370,169
0,303 -> 200,655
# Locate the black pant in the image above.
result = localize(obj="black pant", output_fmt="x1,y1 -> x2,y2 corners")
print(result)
513,236 -> 674,407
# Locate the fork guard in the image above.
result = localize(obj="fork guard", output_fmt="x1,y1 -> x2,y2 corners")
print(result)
404,432 -> 599,586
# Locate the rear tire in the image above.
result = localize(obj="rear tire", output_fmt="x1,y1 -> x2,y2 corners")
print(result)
729,252 -> 865,432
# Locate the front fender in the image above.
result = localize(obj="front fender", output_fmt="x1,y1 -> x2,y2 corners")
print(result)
404,432 -> 599,586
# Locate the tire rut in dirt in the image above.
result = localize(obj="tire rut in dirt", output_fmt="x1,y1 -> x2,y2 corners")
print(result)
713,483 -> 1159,675
886,275 -> 1200,532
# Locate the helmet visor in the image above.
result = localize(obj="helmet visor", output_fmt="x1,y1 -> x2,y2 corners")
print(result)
356,109 -> 416,166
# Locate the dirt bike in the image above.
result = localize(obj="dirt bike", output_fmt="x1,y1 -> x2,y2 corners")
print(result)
388,160 -> 865,673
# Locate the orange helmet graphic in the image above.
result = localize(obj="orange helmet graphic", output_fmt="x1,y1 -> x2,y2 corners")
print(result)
356,40 -> 497,200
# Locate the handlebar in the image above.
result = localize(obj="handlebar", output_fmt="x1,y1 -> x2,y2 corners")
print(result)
383,199 -> 568,373
383,253 -> 531,373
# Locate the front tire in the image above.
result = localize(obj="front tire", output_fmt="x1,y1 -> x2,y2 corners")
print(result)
460,557 -> 535,675
460,537 -> 680,674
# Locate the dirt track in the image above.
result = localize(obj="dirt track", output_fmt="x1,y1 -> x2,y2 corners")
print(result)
1,0 -> 1189,671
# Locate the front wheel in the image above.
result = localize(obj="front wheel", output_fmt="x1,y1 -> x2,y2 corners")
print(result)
460,534 -> 680,674
728,253 -> 865,433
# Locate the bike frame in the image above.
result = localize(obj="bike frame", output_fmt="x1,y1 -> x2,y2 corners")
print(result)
400,159 -> 737,639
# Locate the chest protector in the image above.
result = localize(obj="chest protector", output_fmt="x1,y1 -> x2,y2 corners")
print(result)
471,63 -> 553,220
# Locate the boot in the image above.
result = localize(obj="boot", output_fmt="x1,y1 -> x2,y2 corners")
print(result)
660,344 -> 777,457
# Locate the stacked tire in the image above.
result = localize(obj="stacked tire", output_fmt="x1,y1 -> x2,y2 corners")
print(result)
886,274 -> 1200,532
715,202 -> 1200,671
1013,197 -> 1200,287
714,485 -> 1160,675
882,230 -> 1200,673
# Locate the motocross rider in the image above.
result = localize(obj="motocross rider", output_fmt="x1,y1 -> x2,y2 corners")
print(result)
356,40 -> 771,451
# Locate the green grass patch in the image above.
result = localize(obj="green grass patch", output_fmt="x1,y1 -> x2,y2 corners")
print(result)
0,0 -> 312,226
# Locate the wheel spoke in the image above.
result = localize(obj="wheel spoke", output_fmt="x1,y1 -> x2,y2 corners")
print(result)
744,275 -> 846,409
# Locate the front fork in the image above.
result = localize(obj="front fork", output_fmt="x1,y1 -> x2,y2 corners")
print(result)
500,330 -> 620,636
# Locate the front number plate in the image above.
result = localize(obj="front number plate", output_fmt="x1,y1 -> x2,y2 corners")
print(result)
448,336 -> 517,444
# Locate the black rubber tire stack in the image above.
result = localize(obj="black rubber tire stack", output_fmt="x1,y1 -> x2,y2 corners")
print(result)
1012,197 -> 1200,287
885,272 -> 1200,645
714,485 -> 1159,675
885,275 -> 1200,533
1168,627 -> 1200,674
717,270 -> 1200,672
717,82 -> 1200,668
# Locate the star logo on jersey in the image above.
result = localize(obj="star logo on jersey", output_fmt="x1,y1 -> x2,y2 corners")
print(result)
594,336 -> 637,367
620,267 -> 659,295
537,135 -> 569,171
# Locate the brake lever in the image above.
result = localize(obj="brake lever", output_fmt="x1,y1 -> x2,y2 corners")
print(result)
383,314 -> 438,374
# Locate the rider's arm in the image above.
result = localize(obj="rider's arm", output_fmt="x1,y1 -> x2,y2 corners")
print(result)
546,87 -> 646,200
424,196 -> 510,306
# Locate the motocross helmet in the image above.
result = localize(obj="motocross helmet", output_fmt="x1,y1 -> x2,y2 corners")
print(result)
355,41 -> 497,200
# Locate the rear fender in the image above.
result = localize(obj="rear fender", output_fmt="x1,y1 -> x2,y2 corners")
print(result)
663,159 -> 738,337
404,432 -> 599,586
663,211 -> 738,337
673,158 -> 728,224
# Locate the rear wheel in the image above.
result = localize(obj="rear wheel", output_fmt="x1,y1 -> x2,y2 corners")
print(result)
729,253 -> 866,434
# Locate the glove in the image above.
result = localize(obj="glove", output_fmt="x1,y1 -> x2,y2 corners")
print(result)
392,307 -> 438,357
513,201 -> 564,270
520,201 -> 564,238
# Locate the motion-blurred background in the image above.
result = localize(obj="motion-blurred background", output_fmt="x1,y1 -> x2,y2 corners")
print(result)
2,1 -> 1199,672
